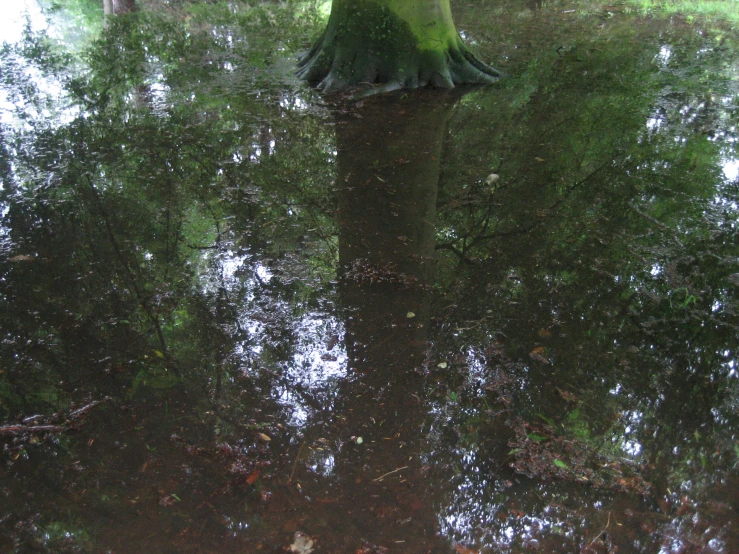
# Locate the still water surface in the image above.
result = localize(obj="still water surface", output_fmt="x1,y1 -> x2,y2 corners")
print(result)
0,0 -> 737,552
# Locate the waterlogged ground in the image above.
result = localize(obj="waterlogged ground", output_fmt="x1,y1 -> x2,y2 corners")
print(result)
1,0 -> 738,552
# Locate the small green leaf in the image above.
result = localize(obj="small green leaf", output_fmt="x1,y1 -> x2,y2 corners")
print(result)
171,493 -> 181,502
536,413 -> 555,426
406,311 -> 416,318
449,392 -> 457,402
528,433 -> 547,442
553,459 -> 568,469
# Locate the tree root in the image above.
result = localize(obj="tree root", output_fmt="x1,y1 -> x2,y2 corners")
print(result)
298,42 -> 501,94
296,0 -> 503,97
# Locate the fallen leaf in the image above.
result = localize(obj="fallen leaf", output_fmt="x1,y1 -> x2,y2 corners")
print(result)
289,531 -> 314,554
535,157 -> 546,163
485,173 -> 499,185
406,311 -> 416,318
245,470 -> 260,485
437,361 -> 448,369
9,254 -> 34,262
158,494 -> 178,507
553,459 -> 568,469
529,346 -> 549,364
259,433 -> 271,442
556,388 -> 579,403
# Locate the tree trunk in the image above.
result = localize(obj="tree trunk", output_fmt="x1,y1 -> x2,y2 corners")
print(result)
104,0 -> 137,17
298,0 -> 501,92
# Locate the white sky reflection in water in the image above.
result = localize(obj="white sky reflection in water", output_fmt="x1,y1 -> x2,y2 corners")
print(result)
0,1 -> 80,128
0,0 -> 46,44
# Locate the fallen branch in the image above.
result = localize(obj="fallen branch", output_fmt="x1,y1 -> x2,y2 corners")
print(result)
0,424 -> 66,435
1,399 -> 106,436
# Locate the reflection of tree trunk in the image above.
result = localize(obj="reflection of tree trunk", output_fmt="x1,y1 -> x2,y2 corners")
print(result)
102,0 -> 150,107
325,92 -> 459,550
104,0 -> 137,17
338,93 -> 455,367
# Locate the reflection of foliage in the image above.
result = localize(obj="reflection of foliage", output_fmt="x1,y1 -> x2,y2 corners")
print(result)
0,1 -> 335,418
0,1 -> 738,552
508,416 -> 653,496
429,3 -> 739,551
630,0 -> 739,24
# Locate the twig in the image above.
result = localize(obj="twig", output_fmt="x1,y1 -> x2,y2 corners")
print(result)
587,510 -> 613,547
69,400 -> 102,419
288,442 -> 306,485
371,466 -> 409,482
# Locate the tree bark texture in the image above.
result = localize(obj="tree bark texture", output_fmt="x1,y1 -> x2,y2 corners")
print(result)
298,0 -> 500,92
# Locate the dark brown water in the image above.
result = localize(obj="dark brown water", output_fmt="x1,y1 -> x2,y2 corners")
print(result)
1,1 -> 737,552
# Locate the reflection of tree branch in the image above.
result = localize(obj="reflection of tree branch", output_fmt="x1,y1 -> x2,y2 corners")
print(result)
83,173 -> 180,376
435,242 -> 473,264
444,161 -> 611,256
627,203 -> 684,247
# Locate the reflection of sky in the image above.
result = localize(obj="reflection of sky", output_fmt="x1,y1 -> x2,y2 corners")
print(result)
0,1 -> 78,128
0,1 -> 45,126
277,312 -> 347,427
201,248 -> 347,428
0,0 -> 45,44
722,157 -> 738,181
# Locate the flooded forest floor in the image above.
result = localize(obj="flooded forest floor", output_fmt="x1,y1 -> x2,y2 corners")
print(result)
1,0 -> 738,552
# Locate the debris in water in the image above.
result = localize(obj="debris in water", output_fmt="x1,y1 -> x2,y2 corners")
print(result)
288,531 -> 314,554
485,173 -> 499,185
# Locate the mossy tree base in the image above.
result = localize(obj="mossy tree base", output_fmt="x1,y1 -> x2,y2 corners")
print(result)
297,0 -> 501,92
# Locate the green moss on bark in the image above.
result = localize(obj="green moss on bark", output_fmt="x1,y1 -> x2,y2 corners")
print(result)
297,0 -> 501,92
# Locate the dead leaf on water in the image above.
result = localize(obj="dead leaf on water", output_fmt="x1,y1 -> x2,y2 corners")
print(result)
529,346 -> 549,364
406,311 -> 415,318
288,531 -> 314,554
485,173 -> 499,185
556,388 -> 579,403
9,255 -> 34,262
258,433 -> 271,442
535,157 -> 546,163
